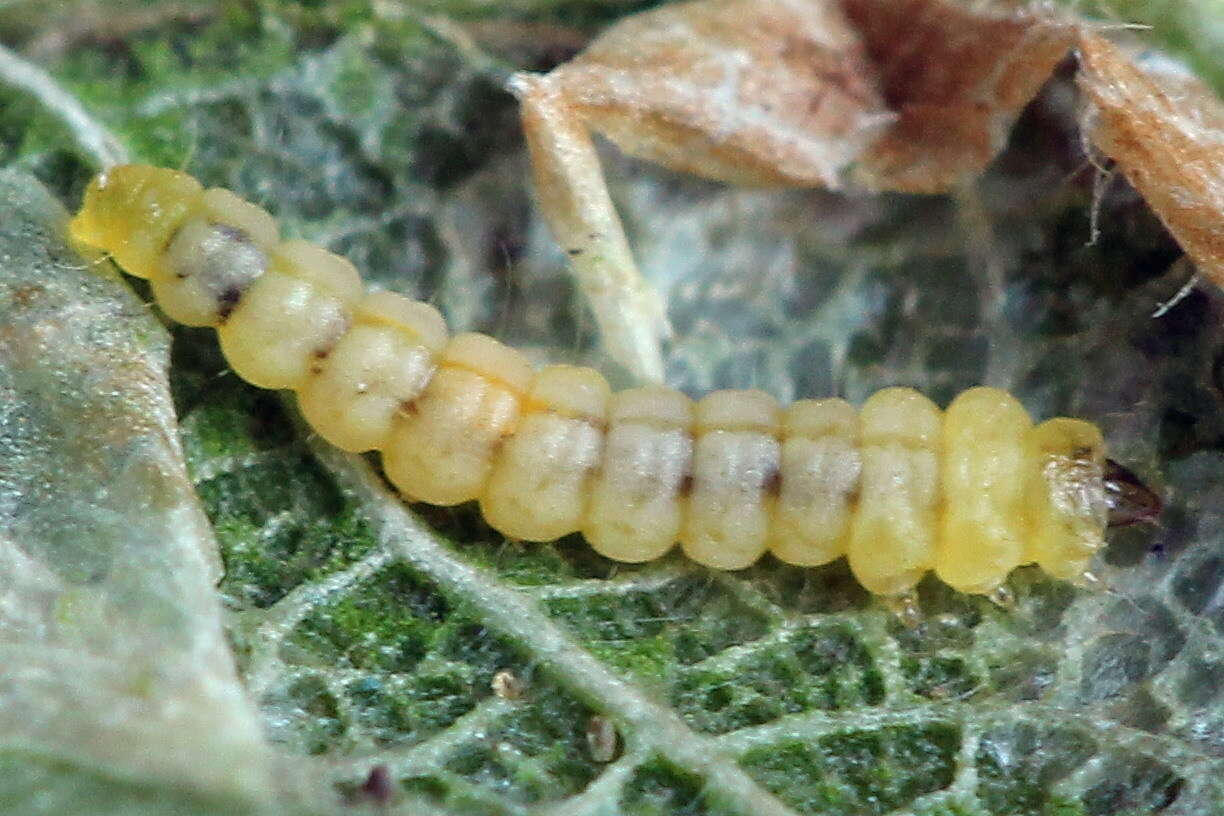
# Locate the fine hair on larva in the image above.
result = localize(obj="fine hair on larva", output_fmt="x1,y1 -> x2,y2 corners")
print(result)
68,165 -> 1160,614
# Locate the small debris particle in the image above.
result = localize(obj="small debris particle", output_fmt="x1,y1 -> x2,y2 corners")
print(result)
357,765 -> 393,806
492,669 -> 525,700
586,715 -> 618,763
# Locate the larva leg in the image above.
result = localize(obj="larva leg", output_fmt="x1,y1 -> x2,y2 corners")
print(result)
512,72 -> 670,383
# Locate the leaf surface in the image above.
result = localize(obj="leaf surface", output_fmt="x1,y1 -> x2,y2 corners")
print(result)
2,2 -> 1224,814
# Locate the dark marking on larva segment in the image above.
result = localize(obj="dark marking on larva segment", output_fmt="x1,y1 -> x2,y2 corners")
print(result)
677,472 -> 695,497
398,399 -> 420,417
164,218 -> 270,323
161,222 -> 185,260
309,347 -> 331,375
307,316 -> 354,370
567,247 -> 583,256
763,467 -> 782,497
163,221 -> 249,264
566,412 -> 608,433
357,765 -> 393,805
845,484 -> 862,507
216,286 -> 243,322
214,223 -> 250,243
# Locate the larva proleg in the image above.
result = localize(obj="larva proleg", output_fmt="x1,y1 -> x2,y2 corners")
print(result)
68,164 -> 1161,610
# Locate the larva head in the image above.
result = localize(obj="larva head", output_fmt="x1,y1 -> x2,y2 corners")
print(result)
1026,418 -> 1109,581
1102,459 -> 1163,527
69,165 -> 204,280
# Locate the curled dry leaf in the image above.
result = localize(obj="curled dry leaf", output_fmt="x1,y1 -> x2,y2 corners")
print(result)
512,0 -> 1224,379
842,0 -> 1078,192
1078,31 -> 1224,290
537,0 -> 891,188
531,0 -> 1081,193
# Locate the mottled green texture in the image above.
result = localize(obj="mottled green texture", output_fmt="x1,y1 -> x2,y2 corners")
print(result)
2,1 -> 1224,815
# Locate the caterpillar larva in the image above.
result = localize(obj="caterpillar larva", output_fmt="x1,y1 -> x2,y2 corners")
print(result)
68,165 -> 1160,611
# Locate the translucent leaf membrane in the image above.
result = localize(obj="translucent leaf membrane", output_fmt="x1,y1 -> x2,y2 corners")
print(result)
0,171 -> 280,813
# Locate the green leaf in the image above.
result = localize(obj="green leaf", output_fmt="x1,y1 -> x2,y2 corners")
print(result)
2,2 -> 1224,814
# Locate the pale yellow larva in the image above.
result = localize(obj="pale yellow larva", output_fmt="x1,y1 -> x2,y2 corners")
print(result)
68,165 -> 1158,609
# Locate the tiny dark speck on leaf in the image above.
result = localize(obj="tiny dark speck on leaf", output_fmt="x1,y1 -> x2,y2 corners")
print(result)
357,765 -> 393,805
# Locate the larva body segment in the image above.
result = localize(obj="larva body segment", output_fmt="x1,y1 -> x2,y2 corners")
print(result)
847,388 -> 942,597
68,165 -> 204,281
382,333 -> 533,506
69,165 -> 1140,606
682,390 -> 781,570
481,365 -> 611,541
768,399 -> 860,566
297,291 -> 448,453
583,386 -> 694,563
1025,418 -> 1108,580
936,388 -> 1033,594
218,240 -> 364,390
155,188 -> 278,327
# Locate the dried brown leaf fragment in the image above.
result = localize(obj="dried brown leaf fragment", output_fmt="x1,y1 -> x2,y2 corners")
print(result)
548,0 -> 892,188
1078,31 -> 1224,289
510,0 -> 1224,380
843,0 -> 1078,192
